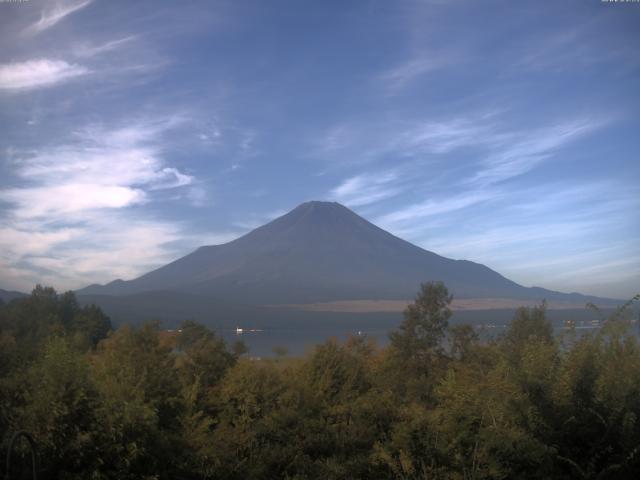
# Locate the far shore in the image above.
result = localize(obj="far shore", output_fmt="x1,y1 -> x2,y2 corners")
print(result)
270,298 -> 604,313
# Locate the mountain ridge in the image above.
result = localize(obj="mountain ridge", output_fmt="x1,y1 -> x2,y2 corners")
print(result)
0,288 -> 28,304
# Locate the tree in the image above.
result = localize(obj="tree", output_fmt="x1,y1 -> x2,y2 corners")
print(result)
0,287 -> 111,358
449,323 -> 479,361
503,302 -> 554,366
548,301 -> 640,479
14,337 -> 102,479
89,322 -> 184,479
272,345 -> 289,358
175,320 -> 236,405
389,281 -> 453,361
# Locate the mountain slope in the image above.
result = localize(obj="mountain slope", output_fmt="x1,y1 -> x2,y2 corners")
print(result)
77,201 -> 614,305
0,288 -> 28,304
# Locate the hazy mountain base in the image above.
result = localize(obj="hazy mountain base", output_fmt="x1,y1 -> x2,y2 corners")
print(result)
76,291 -> 616,356
274,298 -> 600,312
2,284 -> 639,480
0,288 -> 27,304
76,291 -> 616,329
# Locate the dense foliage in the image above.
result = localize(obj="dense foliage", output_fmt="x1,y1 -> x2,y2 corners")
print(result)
1,283 -> 639,479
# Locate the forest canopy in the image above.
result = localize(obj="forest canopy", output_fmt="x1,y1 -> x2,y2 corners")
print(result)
1,283 -> 639,479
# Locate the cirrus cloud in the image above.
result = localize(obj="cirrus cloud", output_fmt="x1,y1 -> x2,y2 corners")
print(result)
0,116 -> 201,291
0,59 -> 89,91
23,0 -> 93,36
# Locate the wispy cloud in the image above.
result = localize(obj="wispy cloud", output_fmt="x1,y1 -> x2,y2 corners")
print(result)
397,112 -> 506,155
424,221 -> 601,260
515,20 -> 640,75
470,117 -> 603,186
330,171 -> 404,207
314,112 -> 607,242
0,59 -> 89,91
1,185 -> 146,219
311,112 -> 502,166
0,227 -> 83,259
24,0 -> 93,36
182,186 -> 208,207
0,116 -> 200,290
316,110 -> 605,197
3,117 -> 193,220
381,55 -> 451,92
0,217 -> 183,291
379,38 -> 465,94
72,35 -> 138,58
376,190 -> 496,229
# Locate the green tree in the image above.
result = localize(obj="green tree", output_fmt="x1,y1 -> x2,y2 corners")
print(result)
389,281 -> 452,361
449,323 -> 479,361
90,322 -> 185,479
13,337 -> 102,479
549,304 -> 640,479
201,359 -> 294,479
70,303 -> 112,349
428,350 -> 554,479
0,287 -> 111,357
175,320 -> 236,411
503,302 -> 553,361
383,282 -> 452,404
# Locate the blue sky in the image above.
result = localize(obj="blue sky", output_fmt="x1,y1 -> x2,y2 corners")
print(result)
0,0 -> 638,298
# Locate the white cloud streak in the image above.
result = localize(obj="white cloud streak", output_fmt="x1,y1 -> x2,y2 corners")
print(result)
330,171 -> 403,207
0,218 -> 184,291
24,0 -> 93,36
311,111 -> 506,166
1,184 -> 147,219
0,59 -> 89,91
398,113 -> 507,155
72,35 -> 138,58
469,118 -> 602,186
2,117 -> 193,220
376,190 -> 496,228
0,116 -> 200,291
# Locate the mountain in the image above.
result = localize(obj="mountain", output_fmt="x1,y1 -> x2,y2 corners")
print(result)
0,288 -> 28,304
77,201 -> 615,306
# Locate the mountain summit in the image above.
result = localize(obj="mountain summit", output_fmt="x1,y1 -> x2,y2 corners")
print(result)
78,201 -> 604,304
